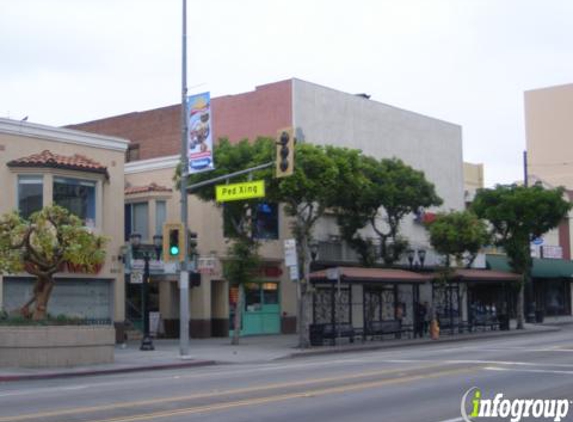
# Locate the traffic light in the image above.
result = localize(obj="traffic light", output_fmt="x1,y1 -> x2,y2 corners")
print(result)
276,127 -> 294,178
163,223 -> 184,261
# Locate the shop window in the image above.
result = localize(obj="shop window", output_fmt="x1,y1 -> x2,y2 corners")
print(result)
53,177 -> 96,227
125,202 -> 149,241
244,283 -> 262,311
262,283 -> 279,305
223,203 -> 279,240
155,200 -> 166,236
18,175 -> 43,219
253,203 -> 279,240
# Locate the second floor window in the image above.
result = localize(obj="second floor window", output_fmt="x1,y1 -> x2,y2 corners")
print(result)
53,177 -> 96,227
125,202 -> 149,241
18,175 -> 43,219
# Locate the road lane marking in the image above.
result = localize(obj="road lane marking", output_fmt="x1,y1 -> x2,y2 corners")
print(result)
485,366 -> 573,375
433,418 -> 463,422
0,362 -> 459,422
82,366 -> 477,422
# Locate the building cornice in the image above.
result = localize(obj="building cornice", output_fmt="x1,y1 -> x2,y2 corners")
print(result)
0,118 -> 129,152
124,155 -> 180,174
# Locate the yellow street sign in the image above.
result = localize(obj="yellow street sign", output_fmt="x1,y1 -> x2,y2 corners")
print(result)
215,180 -> 265,202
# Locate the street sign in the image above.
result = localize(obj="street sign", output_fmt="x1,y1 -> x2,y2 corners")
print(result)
284,239 -> 298,267
215,180 -> 265,202
326,267 -> 340,280
130,270 -> 143,284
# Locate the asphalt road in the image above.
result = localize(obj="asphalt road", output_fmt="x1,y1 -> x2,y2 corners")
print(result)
1,327 -> 573,422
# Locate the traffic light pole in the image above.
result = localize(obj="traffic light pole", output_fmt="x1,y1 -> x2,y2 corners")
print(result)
179,0 -> 190,357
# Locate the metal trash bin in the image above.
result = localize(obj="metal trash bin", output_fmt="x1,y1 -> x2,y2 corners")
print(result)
498,314 -> 510,331
535,310 -> 545,323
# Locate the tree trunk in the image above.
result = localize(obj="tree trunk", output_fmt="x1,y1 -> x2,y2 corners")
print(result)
32,275 -> 54,321
516,279 -> 525,330
231,284 -> 243,345
297,232 -> 311,349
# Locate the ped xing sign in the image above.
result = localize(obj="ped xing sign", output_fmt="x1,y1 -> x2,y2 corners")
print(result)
216,180 -> 265,202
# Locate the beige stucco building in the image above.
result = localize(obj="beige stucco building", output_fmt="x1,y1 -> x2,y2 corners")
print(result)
0,118 -> 128,340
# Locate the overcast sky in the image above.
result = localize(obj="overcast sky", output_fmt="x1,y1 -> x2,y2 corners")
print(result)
1,0 -> 572,186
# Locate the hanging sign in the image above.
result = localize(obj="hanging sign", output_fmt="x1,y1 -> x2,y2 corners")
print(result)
187,92 -> 215,174
215,180 -> 265,202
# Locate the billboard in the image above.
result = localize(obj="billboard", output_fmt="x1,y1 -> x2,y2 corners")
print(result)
187,92 -> 214,174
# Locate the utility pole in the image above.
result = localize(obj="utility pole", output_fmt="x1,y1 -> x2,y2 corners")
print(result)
523,150 -> 536,324
179,0 -> 190,357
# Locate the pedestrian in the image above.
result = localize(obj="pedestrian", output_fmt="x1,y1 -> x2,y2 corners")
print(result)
423,301 -> 431,335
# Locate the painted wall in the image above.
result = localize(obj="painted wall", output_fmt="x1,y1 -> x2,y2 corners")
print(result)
525,83 -> 573,189
0,118 -> 128,323
293,79 -> 464,249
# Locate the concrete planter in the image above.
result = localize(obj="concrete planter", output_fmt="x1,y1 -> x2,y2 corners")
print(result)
0,325 -> 115,367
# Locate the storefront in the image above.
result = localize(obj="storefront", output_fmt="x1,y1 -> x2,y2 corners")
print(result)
487,254 -> 573,317
229,281 -> 281,336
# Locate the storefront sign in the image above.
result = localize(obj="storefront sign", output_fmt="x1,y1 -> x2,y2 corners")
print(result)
542,245 -> 563,259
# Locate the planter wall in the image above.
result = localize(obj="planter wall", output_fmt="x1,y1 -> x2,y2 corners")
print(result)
0,325 -> 115,367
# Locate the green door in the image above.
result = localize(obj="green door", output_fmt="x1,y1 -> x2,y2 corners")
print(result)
230,282 -> 280,336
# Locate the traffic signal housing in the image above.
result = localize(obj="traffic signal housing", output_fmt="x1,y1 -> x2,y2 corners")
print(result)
276,127 -> 294,178
163,222 -> 184,262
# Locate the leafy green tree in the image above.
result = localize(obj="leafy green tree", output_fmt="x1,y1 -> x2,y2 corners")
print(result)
472,184 -> 571,329
0,205 -> 107,320
337,156 -> 442,266
183,137 -> 274,344
426,210 -> 490,268
267,143 -> 345,348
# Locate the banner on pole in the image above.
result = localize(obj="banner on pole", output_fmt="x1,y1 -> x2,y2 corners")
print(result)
187,92 -> 215,174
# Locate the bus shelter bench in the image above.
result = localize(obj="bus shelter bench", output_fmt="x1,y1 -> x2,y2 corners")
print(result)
438,316 -> 470,334
365,320 -> 408,340
470,314 -> 500,332
309,323 -> 356,346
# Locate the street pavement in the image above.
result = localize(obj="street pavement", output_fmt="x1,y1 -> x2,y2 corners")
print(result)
0,320 -> 563,382
1,324 -> 573,422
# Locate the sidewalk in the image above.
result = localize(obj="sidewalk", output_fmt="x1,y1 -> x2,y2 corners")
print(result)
0,323 -> 560,382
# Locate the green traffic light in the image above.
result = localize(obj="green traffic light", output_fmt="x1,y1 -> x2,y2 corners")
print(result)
170,245 -> 180,256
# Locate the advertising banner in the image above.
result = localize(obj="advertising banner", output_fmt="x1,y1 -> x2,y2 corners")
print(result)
187,92 -> 214,174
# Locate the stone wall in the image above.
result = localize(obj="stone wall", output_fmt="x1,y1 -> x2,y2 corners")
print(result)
0,325 -> 115,367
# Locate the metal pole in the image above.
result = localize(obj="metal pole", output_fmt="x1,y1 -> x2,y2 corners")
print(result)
179,0 -> 190,357
523,150 -> 536,324
140,254 -> 154,350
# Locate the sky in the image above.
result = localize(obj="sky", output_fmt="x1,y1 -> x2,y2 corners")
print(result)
1,0 -> 572,187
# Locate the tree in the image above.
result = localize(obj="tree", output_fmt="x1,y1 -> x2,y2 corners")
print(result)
267,143 -> 347,348
0,205 -> 107,320
337,156 -> 443,266
471,184 -> 571,329
426,210 -> 490,268
183,137 -> 274,344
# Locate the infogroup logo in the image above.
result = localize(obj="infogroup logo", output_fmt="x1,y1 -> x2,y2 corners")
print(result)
461,387 -> 570,422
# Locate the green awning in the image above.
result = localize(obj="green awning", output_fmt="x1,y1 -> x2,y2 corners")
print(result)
487,254 -> 573,279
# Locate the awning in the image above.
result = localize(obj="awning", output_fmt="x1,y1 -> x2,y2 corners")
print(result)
450,268 -> 521,282
309,267 -> 432,284
487,254 -> 573,279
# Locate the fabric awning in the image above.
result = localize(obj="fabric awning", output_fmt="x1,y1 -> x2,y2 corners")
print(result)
487,254 -> 573,279
309,267 -> 432,284
450,268 -> 521,282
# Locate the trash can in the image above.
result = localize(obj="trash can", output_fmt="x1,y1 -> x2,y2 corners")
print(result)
535,310 -> 545,323
498,314 -> 510,331
309,324 -> 324,346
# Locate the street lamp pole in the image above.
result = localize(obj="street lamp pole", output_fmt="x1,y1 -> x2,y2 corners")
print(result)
130,233 -> 162,351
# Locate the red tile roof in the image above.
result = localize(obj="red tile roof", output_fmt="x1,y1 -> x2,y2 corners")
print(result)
451,268 -> 521,282
310,267 -> 432,283
125,182 -> 172,195
7,150 -> 108,177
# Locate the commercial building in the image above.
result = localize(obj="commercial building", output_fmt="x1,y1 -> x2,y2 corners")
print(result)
0,118 -> 129,340
69,79 -> 465,338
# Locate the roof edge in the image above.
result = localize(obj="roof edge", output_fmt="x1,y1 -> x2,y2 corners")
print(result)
0,118 -> 129,152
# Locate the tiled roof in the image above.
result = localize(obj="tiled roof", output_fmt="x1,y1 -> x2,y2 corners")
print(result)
7,150 -> 108,177
125,182 -> 172,195
309,267 -> 432,283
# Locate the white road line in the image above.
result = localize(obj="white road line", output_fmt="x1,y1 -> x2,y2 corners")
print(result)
485,366 -> 573,375
432,417 -> 463,422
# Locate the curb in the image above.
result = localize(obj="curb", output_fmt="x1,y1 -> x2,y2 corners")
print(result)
0,360 -> 216,383
280,325 -> 562,360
